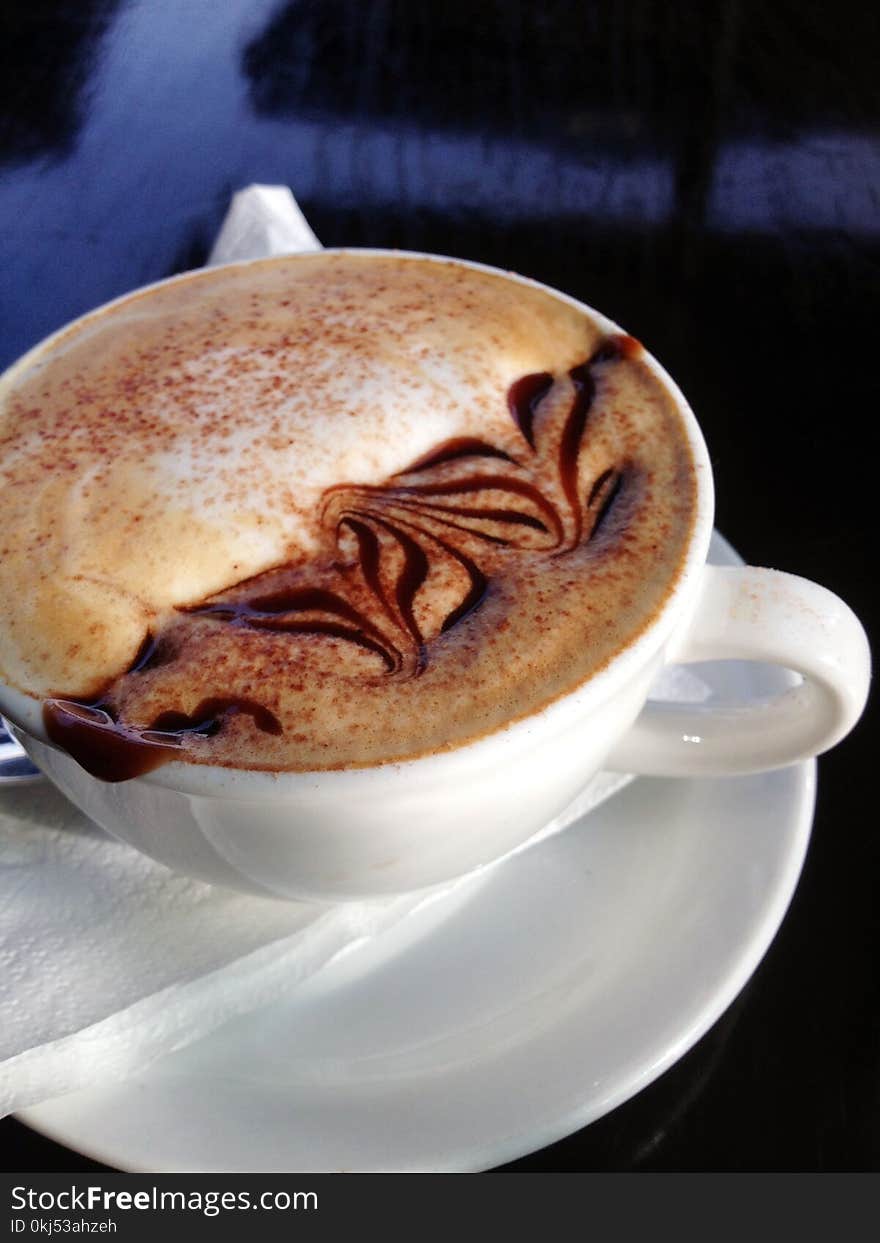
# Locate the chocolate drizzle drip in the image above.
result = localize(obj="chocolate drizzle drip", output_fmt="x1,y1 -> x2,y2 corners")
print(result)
587,467 -> 626,539
559,362 -> 596,546
589,332 -> 642,365
197,586 -> 403,672
507,372 -> 553,447
127,632 -> 159,673
43,336 -> 637,780
399,437 -> 517,473
44,695 -> 281,782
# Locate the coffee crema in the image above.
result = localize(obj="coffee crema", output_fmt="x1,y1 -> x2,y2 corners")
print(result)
0,253 -> 697,778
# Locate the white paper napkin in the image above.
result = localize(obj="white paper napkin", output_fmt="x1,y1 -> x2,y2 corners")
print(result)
207,184 -> 321,265
0,187 -> 710,1118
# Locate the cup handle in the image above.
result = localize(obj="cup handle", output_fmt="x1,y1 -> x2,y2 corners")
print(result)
606,565 -> 871,776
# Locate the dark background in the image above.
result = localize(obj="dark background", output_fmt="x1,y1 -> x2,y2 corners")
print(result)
0,0 -> 877,1171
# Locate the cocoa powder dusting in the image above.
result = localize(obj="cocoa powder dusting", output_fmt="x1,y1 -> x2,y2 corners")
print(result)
0,254 -> 696,778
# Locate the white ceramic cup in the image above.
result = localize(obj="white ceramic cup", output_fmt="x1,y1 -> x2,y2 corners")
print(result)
0,252 -> 871,901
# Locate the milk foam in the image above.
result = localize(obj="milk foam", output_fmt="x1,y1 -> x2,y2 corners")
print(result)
0,254 -> 697,774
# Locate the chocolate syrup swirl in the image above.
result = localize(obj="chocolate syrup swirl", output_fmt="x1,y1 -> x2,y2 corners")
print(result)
43,336 -> 638,780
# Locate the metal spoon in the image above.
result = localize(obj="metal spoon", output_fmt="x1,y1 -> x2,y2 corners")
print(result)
0,716 -> 43,784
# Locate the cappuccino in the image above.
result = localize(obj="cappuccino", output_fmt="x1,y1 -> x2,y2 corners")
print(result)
0,253 -> 697,778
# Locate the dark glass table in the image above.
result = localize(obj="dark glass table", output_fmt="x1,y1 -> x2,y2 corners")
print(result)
1,0 -> 877,1172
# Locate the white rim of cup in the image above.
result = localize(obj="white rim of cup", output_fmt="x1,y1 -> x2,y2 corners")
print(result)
0,249 -> 715,796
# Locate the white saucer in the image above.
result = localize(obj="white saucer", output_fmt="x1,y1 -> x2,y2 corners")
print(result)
18,533 -> 815,1172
